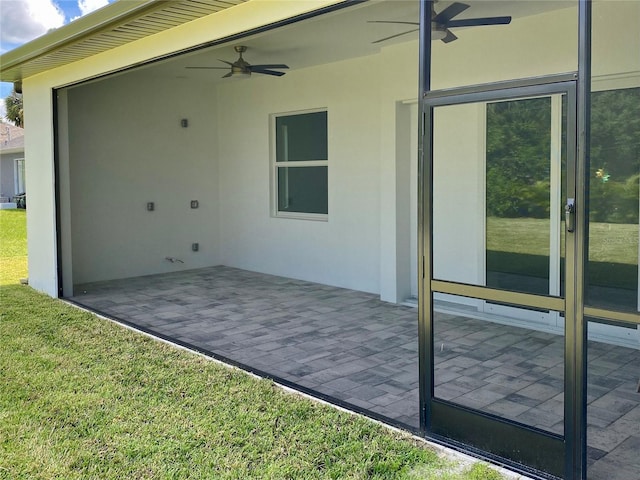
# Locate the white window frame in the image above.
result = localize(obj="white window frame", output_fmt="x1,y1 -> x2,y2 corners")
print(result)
480,94 -> 565,328
14,158 -> 25,195
270,108 -> 328,221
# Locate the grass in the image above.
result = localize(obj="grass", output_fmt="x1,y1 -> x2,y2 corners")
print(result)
487,216 -> 639,264
487,217 -> 639,291
0,209 -> 27,285
0,209 -> 503,478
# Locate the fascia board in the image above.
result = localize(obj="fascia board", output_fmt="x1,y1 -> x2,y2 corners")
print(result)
0,0 -> 165,81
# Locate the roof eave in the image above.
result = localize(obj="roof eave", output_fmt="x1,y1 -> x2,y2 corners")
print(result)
0,147 -> 25,155
0,0 -> 168,83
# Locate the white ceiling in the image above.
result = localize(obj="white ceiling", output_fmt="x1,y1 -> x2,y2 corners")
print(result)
133,0 -> 574,83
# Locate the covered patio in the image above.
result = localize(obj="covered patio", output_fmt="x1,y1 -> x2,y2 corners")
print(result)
3,0 -> 636,476
69,266 -> 640,479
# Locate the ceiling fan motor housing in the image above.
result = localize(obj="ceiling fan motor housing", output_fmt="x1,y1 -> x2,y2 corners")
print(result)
185,44 -> 289,78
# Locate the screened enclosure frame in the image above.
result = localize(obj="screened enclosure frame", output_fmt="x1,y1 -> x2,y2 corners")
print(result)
415,1 -> 616,478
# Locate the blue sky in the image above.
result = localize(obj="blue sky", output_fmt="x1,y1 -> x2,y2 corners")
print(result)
1,0 -> 115,115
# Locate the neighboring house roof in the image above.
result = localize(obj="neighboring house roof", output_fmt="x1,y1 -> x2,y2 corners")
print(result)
0,0 -> 247,85
0,124 -> 25,154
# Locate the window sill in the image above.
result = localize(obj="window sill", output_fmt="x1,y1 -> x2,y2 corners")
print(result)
273,211 -> 328,222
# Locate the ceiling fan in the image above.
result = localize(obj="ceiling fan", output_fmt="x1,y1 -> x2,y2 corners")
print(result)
186,46 -> 289,78
370,2 -> 511,44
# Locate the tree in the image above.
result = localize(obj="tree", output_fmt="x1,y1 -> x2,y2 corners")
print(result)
588,87 -> 640,223
485,96 -> 552,218
4,89 -> 23,127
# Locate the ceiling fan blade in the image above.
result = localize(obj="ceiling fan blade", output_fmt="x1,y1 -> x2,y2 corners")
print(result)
442,29 -> 458,43
251,68 -> 286,77
222,72 -> 233,78
448,16 -> 512,28
367,20 -> 419,26
372,28 -> 419,44
185,66 -> 229,69
434,2 -> 470,24
218,59 -> 234,66
250,64 -> 289,70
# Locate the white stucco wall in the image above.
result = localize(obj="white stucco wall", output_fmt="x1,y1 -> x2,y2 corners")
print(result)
59,41 -> 419,297
21,0 -> 639,299
65,74 -> 220,284
56,35 -> 419,298
216,43 -> 417,295
432,103 -> 485,287
24,86 -> 58,294
431,4 -> 579,90
22,0 -> 345,296
217,60 -> 382,292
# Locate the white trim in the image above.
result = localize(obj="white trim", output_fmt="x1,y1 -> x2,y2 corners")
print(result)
274,211 -> 328,222
478,102 -> 487,293
482,94 -> 564,326
275,160 -> 328,168
0,147 -> 24,155
592,71 -> 640,91
549,94 -> 563,328
409,101 -> 418,299
14,157 -> 25,195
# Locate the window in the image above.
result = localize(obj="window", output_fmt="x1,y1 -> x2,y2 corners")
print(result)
14,158 -> 25,194
272,110 -> 328,218
586,86 -> 640,312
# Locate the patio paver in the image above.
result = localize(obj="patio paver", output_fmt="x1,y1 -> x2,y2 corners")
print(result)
70,266 -> 639,479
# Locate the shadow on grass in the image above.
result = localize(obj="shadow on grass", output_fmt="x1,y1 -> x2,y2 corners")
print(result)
488,250 -> 637,292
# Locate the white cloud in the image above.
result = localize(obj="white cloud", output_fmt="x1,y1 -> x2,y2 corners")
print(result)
77,0 -> 109,17
0,0 -> 65,47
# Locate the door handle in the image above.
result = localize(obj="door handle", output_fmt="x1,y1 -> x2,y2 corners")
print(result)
565,199 -> 575,233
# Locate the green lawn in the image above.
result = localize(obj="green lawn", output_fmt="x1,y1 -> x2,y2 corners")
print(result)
0,209 -> 27,285
487,216 -> 639,264
487,217 -> 639,291
0,210 -> 502,478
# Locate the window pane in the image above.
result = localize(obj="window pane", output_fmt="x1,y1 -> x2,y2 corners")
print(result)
276,111 -> 327,162
434,294 -> 565,435
486,97 -> 552,296
587,0 -> 640,314
277,166 -> 328,214
433,95 -> 568,301
587,88 -> 640,312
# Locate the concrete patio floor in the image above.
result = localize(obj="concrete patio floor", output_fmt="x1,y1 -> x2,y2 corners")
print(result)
69,266 -> 639,479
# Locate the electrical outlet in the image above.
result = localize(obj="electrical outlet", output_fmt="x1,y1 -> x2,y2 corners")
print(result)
147,202 -> 155,211
192,243 -> 199,252
190,200 -> 199,209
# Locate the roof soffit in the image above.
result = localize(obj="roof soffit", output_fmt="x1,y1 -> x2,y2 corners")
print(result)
0,0 -> 247,84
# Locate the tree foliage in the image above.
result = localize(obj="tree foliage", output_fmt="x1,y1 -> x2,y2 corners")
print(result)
589,88 -> 640,223
485,87 -> 640,224
486,97 -> 552,218
4,89 -> 23,127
